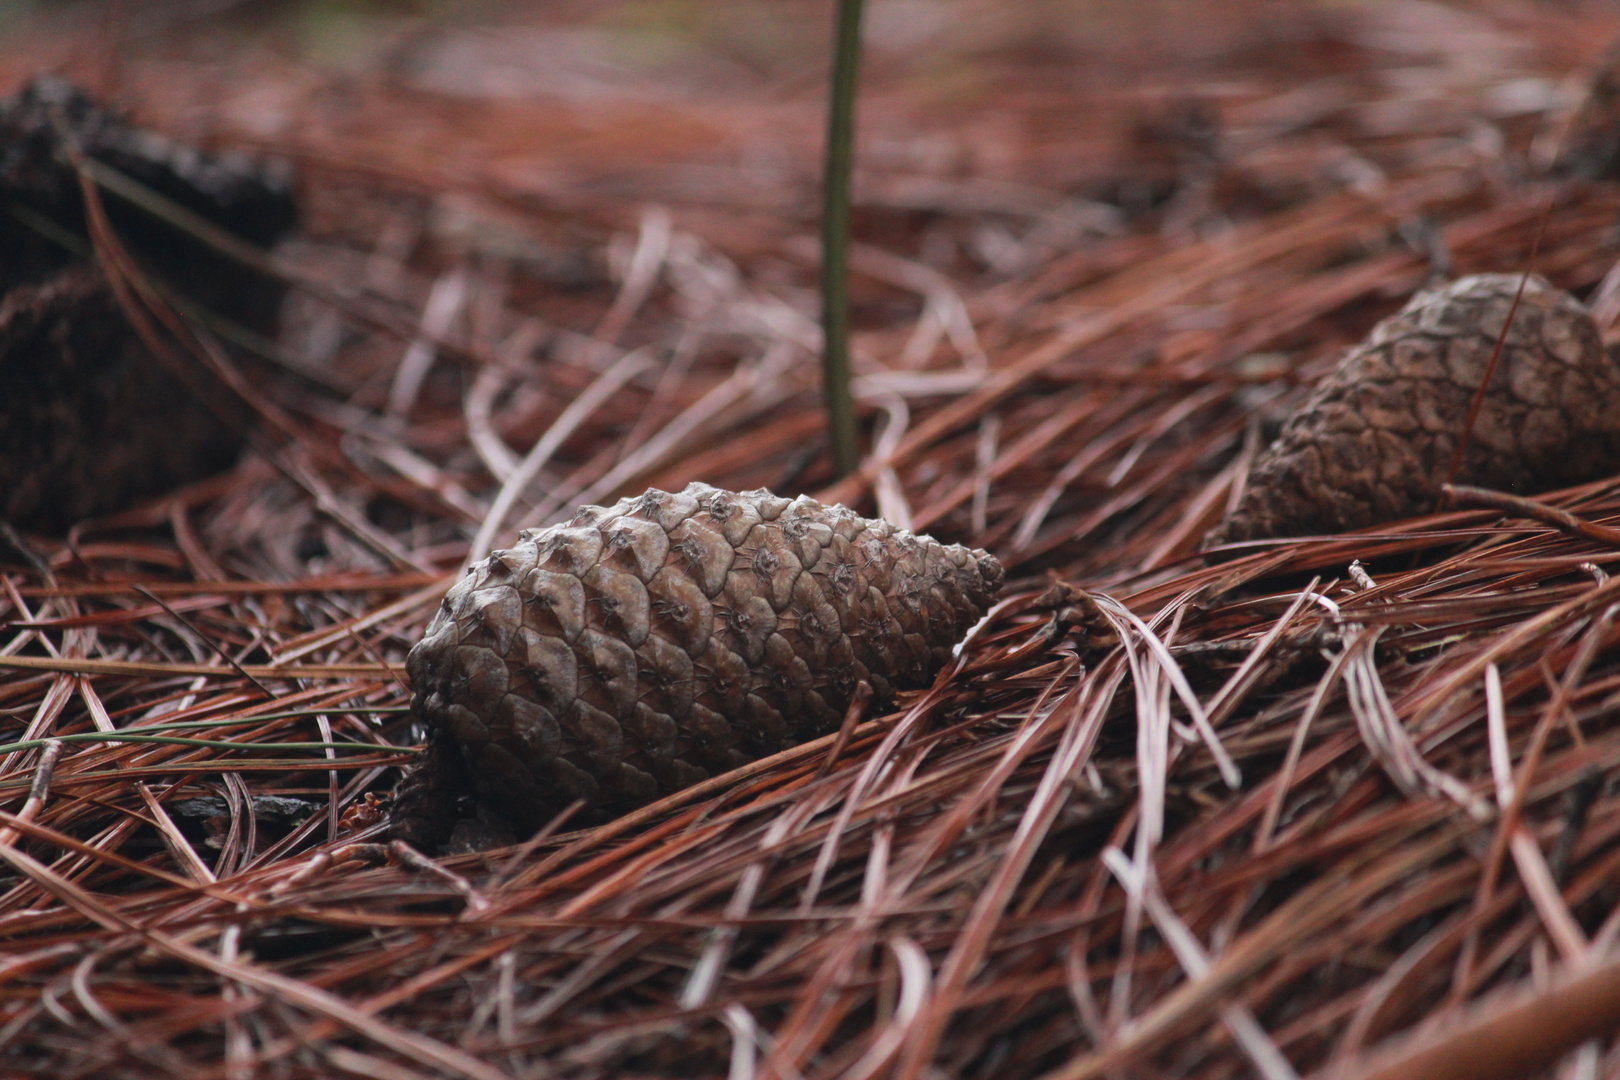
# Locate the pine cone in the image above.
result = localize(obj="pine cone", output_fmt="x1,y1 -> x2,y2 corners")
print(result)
0,77 -> 297,531
1208,274 -> 1620,546
404,484 -> 1004,831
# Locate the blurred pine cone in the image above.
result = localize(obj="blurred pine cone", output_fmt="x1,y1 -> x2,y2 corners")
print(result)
0,77 -> 297,532
1207,274 -> 1620,547
0,267 -> 244,530
402,484 -> 1004,835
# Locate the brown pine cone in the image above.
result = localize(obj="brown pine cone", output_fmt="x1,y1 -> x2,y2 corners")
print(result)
402,484 -> 1003,834
1207,274 -> 1620,547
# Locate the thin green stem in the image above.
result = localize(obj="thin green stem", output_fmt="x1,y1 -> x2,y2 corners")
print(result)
821,0 -> 866,479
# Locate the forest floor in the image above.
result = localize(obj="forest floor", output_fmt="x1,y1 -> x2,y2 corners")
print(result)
5,2 -> 1620,1077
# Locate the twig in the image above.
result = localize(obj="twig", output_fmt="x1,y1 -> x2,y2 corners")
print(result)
388,840 -> 490,917
1441,483 -> 1620,546
1322,952 -> 1620,1080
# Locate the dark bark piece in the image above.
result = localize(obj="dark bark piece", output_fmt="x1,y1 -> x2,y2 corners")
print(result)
1207,274 -> 1620,547
396,484 -> 1004,837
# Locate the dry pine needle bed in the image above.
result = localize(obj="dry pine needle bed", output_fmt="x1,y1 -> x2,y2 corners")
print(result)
9,3 -> 1620,1078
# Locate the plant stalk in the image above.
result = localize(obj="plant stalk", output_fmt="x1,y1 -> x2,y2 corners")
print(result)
821,0 -> 865,479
